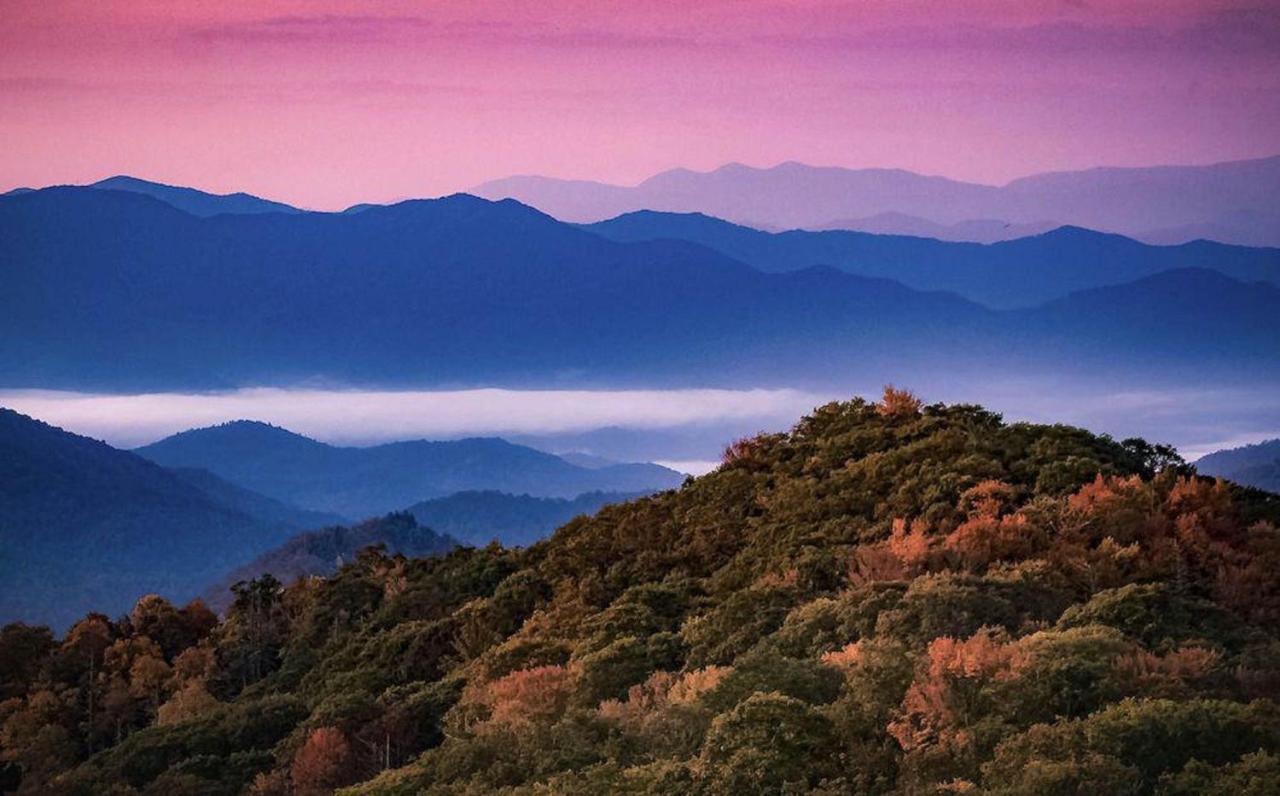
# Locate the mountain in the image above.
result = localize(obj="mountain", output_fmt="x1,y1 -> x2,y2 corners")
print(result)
812,212 -> 1056,243
165,467 -> 346,530
0,185 -> 995,391
11,391 -> 1280,794
554,452 -> 622,470
204,513 -> 457,611
1196,439 -> 1280,493
1002,268 -> 1280,367
476,155 -> 1280,246
0,409 -> 322,629
584,211 -> 1280,308
134,420 -> 686,519
405,490 -> 649,547
90,175 -> 301,216
4,186 -> 1278,392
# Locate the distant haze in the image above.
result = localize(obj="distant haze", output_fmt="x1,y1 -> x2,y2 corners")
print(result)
483,158 -> 1280,246
2,382 -> 1276,468
0,387 -> 831,449
3,2 -> 1278,208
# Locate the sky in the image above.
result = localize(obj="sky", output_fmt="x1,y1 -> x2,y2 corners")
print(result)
2,0 -> 1278,209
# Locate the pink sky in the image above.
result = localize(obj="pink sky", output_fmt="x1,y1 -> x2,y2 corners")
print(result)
2,1 -> 1277,209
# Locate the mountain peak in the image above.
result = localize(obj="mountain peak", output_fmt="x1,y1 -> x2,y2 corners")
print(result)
87,174 -> 300,217
137,419 -> 323,455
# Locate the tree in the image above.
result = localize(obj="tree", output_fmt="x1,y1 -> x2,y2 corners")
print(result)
877,385 -> 923,419
473,665 -> 576,728
220,574 -> 287,690
700,692 -> 840,793
155,681 -> 219,726
291,726 -> 356,795
0,624 -> 54,700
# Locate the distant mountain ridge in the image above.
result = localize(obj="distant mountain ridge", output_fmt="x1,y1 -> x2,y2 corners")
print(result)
583,211 -> 1280,308
90,175 -> 301,216
134,420 -> 686,519
812,212 -> 1056,243
476,155 -> 1280,246
2,186 -> 1278,392
204,512 -> 458,611
406,490 -> 651,548
0,409 -> 329,629
1196,439 -> 1280,494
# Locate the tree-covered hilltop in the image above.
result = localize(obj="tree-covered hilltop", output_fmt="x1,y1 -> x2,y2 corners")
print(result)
3,390 -> 1280,795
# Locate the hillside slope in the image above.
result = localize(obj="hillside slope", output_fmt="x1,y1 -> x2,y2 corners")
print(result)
0,409 -> 314,629
203,513 -> 458,611
135,421 -> 685,518
1197,439 -> 1280,493
10,391 -> 1280,794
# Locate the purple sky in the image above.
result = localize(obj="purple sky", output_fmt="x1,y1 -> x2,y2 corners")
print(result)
2,1 -> 1277,209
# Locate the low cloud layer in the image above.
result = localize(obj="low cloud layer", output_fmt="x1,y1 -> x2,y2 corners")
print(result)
1,383 -> 1275,465
0,387 -> 833,449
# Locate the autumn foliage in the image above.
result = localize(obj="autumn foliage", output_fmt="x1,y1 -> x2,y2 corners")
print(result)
877,384 -> 923,418
291,727 -> 355,795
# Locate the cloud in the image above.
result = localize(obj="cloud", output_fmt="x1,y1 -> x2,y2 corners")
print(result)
0,387 -> 832,448
187,13 -> 695,50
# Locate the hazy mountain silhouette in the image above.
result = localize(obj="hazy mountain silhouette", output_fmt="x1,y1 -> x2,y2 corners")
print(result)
2,186 -> 1277,392
405,490 -> 652,548
134,421 -> 685,519
584,211 -> 1280,308
90,175 -> 301,216
0,186 -> 994,390
203,512 -> 458,611
1000,268 -> 1280,367
476,156 -> 1280,246
165,467 -> 346,530
554,452 -> 624,469
1196,439 -> 1280,494
0,409 -> 325,629
811,212 -> 1056,243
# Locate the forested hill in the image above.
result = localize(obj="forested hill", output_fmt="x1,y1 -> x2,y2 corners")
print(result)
5,390 -> 1280,794
0,409 -> 321,630
202,513 -> 458,612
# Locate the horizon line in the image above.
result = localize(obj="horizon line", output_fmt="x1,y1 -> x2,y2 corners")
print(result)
5,150 -> 1278,213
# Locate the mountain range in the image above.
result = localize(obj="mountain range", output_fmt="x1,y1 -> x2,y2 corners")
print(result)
0,407 -> 680,628
0,409 -> 326,629
3,185 -> 1278,393
583,211 -> 1280,308
1196,439 -> 1280,494
89,175 -> 302,216
475,156 -> 1280,246
134,420 -> 684,519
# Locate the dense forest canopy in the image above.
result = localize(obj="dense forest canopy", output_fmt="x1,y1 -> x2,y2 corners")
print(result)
3,390 -> 1279,794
